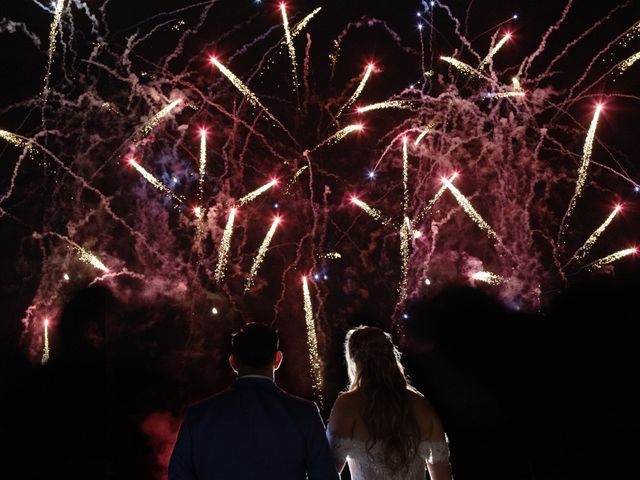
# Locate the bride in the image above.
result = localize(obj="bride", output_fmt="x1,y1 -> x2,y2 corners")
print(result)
327,326 -> 452,479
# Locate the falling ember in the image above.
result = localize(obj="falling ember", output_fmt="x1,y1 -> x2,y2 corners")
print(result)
291,7 -> 322,37
302,276 -> 323,402
214,208 -> 236,283
414,173 -> 458,224
617,20 -> 640,48
281,3 -> 299,93
562,104 -> 603,226
572,205 -> 622,262
210,57 -> 284,130
479,32 -> 511,68
402,137 -> 409,214
44,0 -> 66,95
308,124 -> 363,152
512,77 -> 521,91
0,130 -> 31,150
76,248 -> 109,273
442,177 -> 499,241
588,248 -> 636,271
356,100 -> 412,113
133,99 -> 182,141
414,124 -> 434,145
336,63 -> 375,119
440,56 -> 482,78
351,197 -> 391,226
198,129 -> 207,206
321,252 -> 342,259
237,179 -> 278,206
50,233 -> 110,274
41,318 -> 50,365
398,216 -> 412,302
72,244 -> 109,273
128,158 -> 184,203
487,91 -> 526,99
615,51 -> 640,77
283,166 -> 308,196
472,271 -> 506,285
290,165 -> 308,183
245,217 -> 280,291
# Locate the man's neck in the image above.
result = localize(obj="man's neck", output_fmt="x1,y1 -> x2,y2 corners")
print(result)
238,373 -> 274,381
236,368 -> 275,381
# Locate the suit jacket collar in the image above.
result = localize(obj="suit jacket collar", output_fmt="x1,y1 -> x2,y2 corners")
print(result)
234,376 -> 277,389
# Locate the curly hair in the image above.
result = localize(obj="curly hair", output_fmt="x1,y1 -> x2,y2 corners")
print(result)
345,326 -> 421,474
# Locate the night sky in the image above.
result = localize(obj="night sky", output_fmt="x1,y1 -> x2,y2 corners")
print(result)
1,1 -> 639,478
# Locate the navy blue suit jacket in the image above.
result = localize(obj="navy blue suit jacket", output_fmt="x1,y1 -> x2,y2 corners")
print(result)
169,377 -> 339,480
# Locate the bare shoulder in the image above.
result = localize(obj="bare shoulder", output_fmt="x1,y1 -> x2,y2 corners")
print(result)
407,388 -> 442,439
328,390 -> 361,437
332,389 -> 362,413
407,388 -> 434,411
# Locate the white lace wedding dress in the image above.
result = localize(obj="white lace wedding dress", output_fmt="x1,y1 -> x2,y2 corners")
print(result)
327,432 -> 450,480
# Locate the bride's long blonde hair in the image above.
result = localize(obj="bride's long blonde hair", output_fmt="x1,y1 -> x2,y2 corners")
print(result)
345,326 -> 421,474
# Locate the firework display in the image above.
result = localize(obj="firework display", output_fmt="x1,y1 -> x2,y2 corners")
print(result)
0,1 -> 637,401
571,205 -> 622,263
356,101 -> 412,113
245,216 -> 280,292
41,319 -> 50,365
302,276 -> 323,402
472,271 -> 507,285
479,32 -> 511,69
214,208 -> 237,283
336,63 -> 375,119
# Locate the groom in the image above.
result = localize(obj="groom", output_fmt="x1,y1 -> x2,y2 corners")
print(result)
169,322 -> 339,480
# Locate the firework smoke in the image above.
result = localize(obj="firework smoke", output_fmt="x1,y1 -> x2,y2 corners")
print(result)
2,0 -> 636,363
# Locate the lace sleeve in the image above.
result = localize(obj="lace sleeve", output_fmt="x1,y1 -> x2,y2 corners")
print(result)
425,440 -> 450,465
326,430 -> 349,467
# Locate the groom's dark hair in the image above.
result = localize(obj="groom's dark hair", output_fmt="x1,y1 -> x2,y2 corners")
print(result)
232,322 -> 279,368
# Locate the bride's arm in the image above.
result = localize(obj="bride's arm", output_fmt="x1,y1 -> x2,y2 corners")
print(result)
412,393 -> 452,480
425,407 -> 452,480
326,394 -> 353,473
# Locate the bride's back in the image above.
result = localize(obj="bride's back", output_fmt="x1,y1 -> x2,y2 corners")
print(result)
327,326 -> 451,480
331,388 -> 437,442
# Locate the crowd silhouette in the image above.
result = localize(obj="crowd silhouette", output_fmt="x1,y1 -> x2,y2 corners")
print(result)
2,278 -> 639,479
